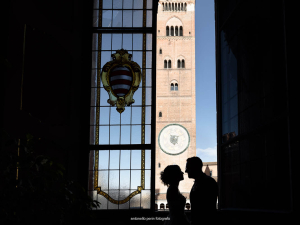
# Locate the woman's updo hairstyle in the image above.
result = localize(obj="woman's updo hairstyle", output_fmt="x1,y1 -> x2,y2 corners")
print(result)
160,165 -> 181,186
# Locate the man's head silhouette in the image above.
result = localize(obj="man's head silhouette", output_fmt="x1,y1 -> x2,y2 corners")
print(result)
185,156 -> 203,179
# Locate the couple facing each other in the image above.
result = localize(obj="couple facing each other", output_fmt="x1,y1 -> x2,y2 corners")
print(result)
160,156 -> 218,225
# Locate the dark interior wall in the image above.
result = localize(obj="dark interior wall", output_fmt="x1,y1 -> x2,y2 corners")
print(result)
216,0 -> 296,222
2,0 -> 92,186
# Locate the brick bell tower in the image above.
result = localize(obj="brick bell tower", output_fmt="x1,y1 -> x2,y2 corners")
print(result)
155,0 -> 196,209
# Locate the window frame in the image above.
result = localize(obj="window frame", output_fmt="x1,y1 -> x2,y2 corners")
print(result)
177,59 -> 181,68
175,83 -> 178,91
88,0 -> 158,213
171,83 -> 174,91
168,59 -> 172,68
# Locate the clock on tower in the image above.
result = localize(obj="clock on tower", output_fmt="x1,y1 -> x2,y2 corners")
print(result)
158,124 -> 190,156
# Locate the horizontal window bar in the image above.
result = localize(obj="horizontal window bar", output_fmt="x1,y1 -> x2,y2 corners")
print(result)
89,124 -> 152,126
89,144 -> 153,150
91,50 -> 153,52
92,27 -> 154,33
89,105 -> 153,107
90,169 -> 151,171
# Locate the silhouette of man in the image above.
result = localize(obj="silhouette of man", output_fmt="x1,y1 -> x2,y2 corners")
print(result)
186,157 -> 218,224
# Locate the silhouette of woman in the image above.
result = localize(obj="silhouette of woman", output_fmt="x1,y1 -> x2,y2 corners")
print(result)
160,165 -> 190,225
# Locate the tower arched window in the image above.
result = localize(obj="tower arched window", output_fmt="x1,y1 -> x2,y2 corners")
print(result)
169,3 -> 171,11
171,26 -> 174,36
171,82 -> 178,91
159,112 -> 162,117
171,83 -> 174,91
168,60 -> 171,68
175,3 -> 177,11
175,26 -> 178,36
172,3 -> 174,11
186,203 -> 191,210
164,60 -> 167,68
162,3 -> 164,11
181,3 -> 183,11
166,26 -> 169,36
177,59 -> 181,68
160,203 -> 165,210
182,59 -> 185,68
160,48 -> 162,54
185,3 -> 187,11
180,26 -> 183,36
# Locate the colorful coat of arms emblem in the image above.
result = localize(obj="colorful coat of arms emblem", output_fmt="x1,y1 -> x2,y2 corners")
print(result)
101,49 -> 141,113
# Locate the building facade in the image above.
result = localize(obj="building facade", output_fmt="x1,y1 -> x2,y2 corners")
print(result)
155,0 -> 196,209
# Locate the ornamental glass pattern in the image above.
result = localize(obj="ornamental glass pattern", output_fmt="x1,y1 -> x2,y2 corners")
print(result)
89,0 -> 155,210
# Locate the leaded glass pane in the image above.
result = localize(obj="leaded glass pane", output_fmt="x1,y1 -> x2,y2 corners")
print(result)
123,10 -> 133,27
102,34 -> 112,50
145,150 -> 151,169
110,126 -> 120,144
131,125 -> 141,144
98,170 -> 108,189
113,0 -> 122,9
121,107 -> 131,124
109,150 -> 120,169
119,190 -> 130,209
99,107 -> 109,124
133,10 -> 143,27
131,170 -> 141,189
99,126 -> 109,144
103,0 -> 112,9
133,0 -> 143,9
123,0 -> 133,9
123,33 -> 132,50
141,190 -> 151,209
120,150 -> 130,169
121,125 -> 131,144
145,125 -> 151,144
120,170 -> 130,189
147,10 -> 152,27
102,10 -> 112,27
89,149 -> 152,210
130,191 -> 141,208
131,150 -> 141,169
98,150 -> 109,169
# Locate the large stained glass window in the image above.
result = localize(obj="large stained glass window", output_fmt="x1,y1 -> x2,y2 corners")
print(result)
88,0 -> 156,210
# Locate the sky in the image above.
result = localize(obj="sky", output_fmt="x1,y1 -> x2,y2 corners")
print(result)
194,0 -> 217,162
